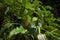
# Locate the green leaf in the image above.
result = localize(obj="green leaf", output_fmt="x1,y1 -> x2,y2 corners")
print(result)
45,6 -> 54,10
32,17 -> 38,21
22,0 -> 34,10
9,26 -> 27,37
3,22 -> 13,28
4,0 -> 14,5
33,0 -> 39,9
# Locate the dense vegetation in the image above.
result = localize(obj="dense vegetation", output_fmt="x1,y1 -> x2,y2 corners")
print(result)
0,0 -> 60,40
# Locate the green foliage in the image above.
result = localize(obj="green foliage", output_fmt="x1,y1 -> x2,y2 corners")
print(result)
9,26 -> 27,37
0,0 -> 60,40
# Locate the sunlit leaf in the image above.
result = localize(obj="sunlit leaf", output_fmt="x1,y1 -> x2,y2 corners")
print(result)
32,17 -> 38,21
9,26 -> 27,37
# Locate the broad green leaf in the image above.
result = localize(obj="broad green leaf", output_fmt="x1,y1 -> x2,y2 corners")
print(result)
9,26 -> 27,37
3,22 -> 13,28
32,17 -> 38,21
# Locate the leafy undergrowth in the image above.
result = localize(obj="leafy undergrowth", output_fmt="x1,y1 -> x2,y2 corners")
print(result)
0,0 -> 60,40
